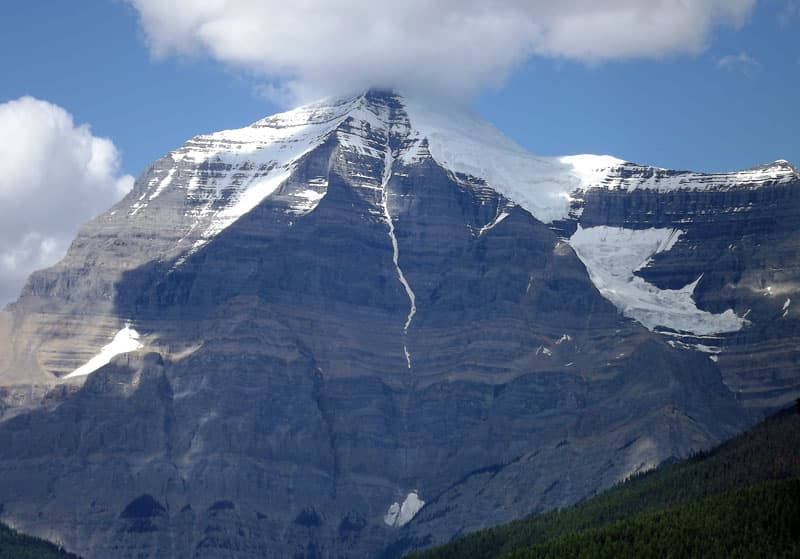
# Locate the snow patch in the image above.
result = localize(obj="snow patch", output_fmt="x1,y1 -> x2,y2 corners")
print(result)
399,96 -> 795,225
149,168 -> 176,200
205,171 -> 291,237
287,187 -> 327,215
147,95 -> 362,258
63,324 -> 143,379
693,343 -> 721,354
668,340 -> 722,354
476,209 -> 511,237
125,92 -> 797,270
384,491 -> 425,528
560,154 -> 626,189
401,97 -> 591,224
567,157 -> 798,194
569,225 -> 747,335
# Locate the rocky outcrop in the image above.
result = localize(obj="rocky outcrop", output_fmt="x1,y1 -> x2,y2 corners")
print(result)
0,91 -> 796,558
565,170 -> 800,409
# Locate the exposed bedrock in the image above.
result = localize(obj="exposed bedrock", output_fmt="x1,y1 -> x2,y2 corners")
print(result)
0,91 -> 795,557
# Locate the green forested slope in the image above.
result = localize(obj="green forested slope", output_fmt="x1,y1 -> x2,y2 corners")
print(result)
505,479 -> 800,559
409,406 -> 800,559
0,522 -> 80,558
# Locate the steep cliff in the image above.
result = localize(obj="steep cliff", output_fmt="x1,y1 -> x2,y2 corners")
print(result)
0,91 -> 796,558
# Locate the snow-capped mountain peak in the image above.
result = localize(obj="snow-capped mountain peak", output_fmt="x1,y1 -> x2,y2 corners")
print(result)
2,89 -> 799,559
125,90 -> 797,248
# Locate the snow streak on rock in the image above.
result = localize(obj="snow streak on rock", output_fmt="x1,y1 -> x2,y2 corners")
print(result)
476,207 -> 511,237
380,140 -> 416,369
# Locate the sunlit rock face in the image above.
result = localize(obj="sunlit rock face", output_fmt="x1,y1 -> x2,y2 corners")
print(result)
0,90 -> 797,558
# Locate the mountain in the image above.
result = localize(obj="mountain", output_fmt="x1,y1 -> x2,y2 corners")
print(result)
0,90 -> 797,558
408,405 -> 800,559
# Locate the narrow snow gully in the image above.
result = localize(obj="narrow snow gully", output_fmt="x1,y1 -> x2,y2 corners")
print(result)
380,141 -> 416,369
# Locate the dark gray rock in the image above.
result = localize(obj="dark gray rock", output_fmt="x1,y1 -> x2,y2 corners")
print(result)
0,90 -> 795,558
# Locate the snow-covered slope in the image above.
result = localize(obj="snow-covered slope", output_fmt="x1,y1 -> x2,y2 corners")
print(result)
569,225 -> 747,335
129,94 -> 362,256
400,97 -> 592,223
127,91 -> 798,247
400,97 -> 796,222
112,90 -> 796,341
582,159 -> 799,192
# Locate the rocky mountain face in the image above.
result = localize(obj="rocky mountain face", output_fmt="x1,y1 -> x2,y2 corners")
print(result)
0,90 -> 797,558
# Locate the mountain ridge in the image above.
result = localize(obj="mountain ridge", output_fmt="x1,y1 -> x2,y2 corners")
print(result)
407,405 -> 800,559
0,89 -> 797,558
5,89 -> 795,383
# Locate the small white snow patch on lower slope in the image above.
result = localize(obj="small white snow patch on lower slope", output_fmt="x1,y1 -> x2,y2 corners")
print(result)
63,324 -> 143,379
569,226 -> 747,336
384,491 -> 425,528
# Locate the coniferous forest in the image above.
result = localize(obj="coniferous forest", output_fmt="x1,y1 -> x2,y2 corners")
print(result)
408,404 -> 800,559
0,522 -> 80,559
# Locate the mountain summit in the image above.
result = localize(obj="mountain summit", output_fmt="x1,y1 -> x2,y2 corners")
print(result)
0,90 -> 798,558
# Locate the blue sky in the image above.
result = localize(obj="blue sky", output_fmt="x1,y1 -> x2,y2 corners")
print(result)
481,3 -> 799,172
1,0 -> 797,177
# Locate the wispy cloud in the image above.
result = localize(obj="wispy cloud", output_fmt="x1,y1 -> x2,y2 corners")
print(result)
128,0 -> 756,102
717,52 -> 762,77
778,0 -> 800,27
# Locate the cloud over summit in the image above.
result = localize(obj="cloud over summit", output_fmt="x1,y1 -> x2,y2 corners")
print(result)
130,0 -> 755,100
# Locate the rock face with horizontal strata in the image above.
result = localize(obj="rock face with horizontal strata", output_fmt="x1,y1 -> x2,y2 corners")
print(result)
564,176 -> 800,409
0,90 -> 797,558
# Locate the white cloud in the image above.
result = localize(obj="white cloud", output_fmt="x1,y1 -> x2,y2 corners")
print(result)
717,52 -> 761,76
0,97 -> 134,307
129,0 -> 756,100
